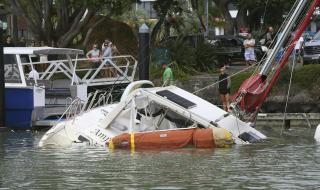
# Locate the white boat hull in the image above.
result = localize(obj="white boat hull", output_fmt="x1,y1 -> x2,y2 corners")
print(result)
39,83 -> 266,148
314,124 -> 320,142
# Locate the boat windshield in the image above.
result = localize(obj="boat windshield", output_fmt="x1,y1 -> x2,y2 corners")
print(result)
313,31 -> 320,40
4,54 -> 23,84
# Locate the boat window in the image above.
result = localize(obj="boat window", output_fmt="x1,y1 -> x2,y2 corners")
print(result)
156,90 -> 197,109
164,110 -> 194,128
4,54 -> 23,84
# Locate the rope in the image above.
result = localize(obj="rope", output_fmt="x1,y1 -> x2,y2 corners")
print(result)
280,51 -> 296,135
192,58 -> 266,94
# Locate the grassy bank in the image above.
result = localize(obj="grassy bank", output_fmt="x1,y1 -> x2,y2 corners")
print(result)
230,64 -> 320,98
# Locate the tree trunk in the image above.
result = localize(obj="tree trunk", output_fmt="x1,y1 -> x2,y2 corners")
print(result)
82,17 -> 107,47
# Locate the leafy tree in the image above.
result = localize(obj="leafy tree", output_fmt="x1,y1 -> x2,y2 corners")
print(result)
212,0 -> 296,34
235,0 -> 296,33
151,0 -> 184,45
5,0 -> 134,47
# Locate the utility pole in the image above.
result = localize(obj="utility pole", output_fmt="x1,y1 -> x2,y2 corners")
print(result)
0,20 -> 5,128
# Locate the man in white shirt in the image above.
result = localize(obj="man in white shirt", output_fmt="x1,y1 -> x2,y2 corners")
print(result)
243,33 -> 256,66
294,36 -> 304,64
28,68 -> 40,84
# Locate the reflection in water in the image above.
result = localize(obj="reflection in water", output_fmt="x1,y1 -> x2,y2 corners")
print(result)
0,127 -> 319,189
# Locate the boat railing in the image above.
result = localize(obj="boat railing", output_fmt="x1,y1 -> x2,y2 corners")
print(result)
58,89 -> 113,121
57,97 -> 84,122
21,55 -> 137,87
84,90 -> 113,111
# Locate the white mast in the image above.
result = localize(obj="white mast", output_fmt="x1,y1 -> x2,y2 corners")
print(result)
260,0 -> 308,75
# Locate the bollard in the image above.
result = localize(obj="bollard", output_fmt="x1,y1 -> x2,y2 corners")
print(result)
138,23 -> 150,80
284,119 -> 291,130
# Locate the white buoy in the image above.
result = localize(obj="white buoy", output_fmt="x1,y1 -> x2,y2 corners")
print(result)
314,124 -> 320,141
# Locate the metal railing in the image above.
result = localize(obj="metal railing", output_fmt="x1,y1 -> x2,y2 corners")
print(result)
22,55 -> 137,87
59,89 -> 114,121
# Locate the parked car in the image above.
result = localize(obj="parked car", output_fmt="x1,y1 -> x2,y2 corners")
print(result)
210,35 -> 265,65
303,31 -> 320,64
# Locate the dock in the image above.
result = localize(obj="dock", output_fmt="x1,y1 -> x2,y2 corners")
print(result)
256,113 -> 320,127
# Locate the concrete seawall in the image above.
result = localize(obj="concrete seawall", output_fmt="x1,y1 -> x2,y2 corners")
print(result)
256,113 -> 320,128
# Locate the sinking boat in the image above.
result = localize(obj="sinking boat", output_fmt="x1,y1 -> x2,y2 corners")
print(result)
39,80 -> 266,148
39,0 -> 319,149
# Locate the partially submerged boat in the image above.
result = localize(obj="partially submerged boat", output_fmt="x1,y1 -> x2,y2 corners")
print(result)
39,0 -> 320,149
39,80 -> 266,148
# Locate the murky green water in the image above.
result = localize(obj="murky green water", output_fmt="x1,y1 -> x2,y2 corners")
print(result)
1,126 -> 320,189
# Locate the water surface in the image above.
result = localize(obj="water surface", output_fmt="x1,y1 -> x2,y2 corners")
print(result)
0,126 -> 319,189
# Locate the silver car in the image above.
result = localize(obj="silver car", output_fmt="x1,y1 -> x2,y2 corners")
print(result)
303,31 -> 320,64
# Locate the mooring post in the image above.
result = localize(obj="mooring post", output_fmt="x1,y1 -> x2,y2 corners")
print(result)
284,119 -> 291,130
0,21 -> 5,127
138,23 -> 150,80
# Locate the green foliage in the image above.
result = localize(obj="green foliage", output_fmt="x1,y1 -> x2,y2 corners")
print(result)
292,64 -> 320,90
153,35 -> 218,81
230,71 -> 253,93
167,36 -> 197,75
150,63 -> 163,80
235,0 -> 297,31
230,64 -> 320,95
153,0 -> 184,18
151,0 -> 199,45
6,0 -> 135,47
194,42 -> 218,72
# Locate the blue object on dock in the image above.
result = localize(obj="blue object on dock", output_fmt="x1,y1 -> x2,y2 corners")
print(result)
5,88 -> 34,129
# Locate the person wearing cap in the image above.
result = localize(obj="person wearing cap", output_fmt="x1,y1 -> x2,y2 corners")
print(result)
162,61 -> 173,86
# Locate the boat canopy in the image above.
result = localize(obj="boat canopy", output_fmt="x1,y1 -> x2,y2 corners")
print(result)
4,47 -> 84,55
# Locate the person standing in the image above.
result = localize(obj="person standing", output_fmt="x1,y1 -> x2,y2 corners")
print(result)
86,43 -> 101,69
218,66 -> 231,112
4,35 -> 15,47
265,26 -> 275,47
29,39 -> 36,47
102,39 -> 110,53
243,33 -> 256,66
102,41 -> 114,77
294,36 -> 304,64
17,37 -> 26,47
162,61 -> 173,86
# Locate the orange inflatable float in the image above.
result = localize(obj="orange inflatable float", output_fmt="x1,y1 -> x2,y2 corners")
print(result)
108,127 -> 233,150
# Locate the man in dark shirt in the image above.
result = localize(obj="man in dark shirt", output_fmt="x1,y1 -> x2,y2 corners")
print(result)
265,26 -> 275,47
16,37 -> 26,47
218,66 -> 231,111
